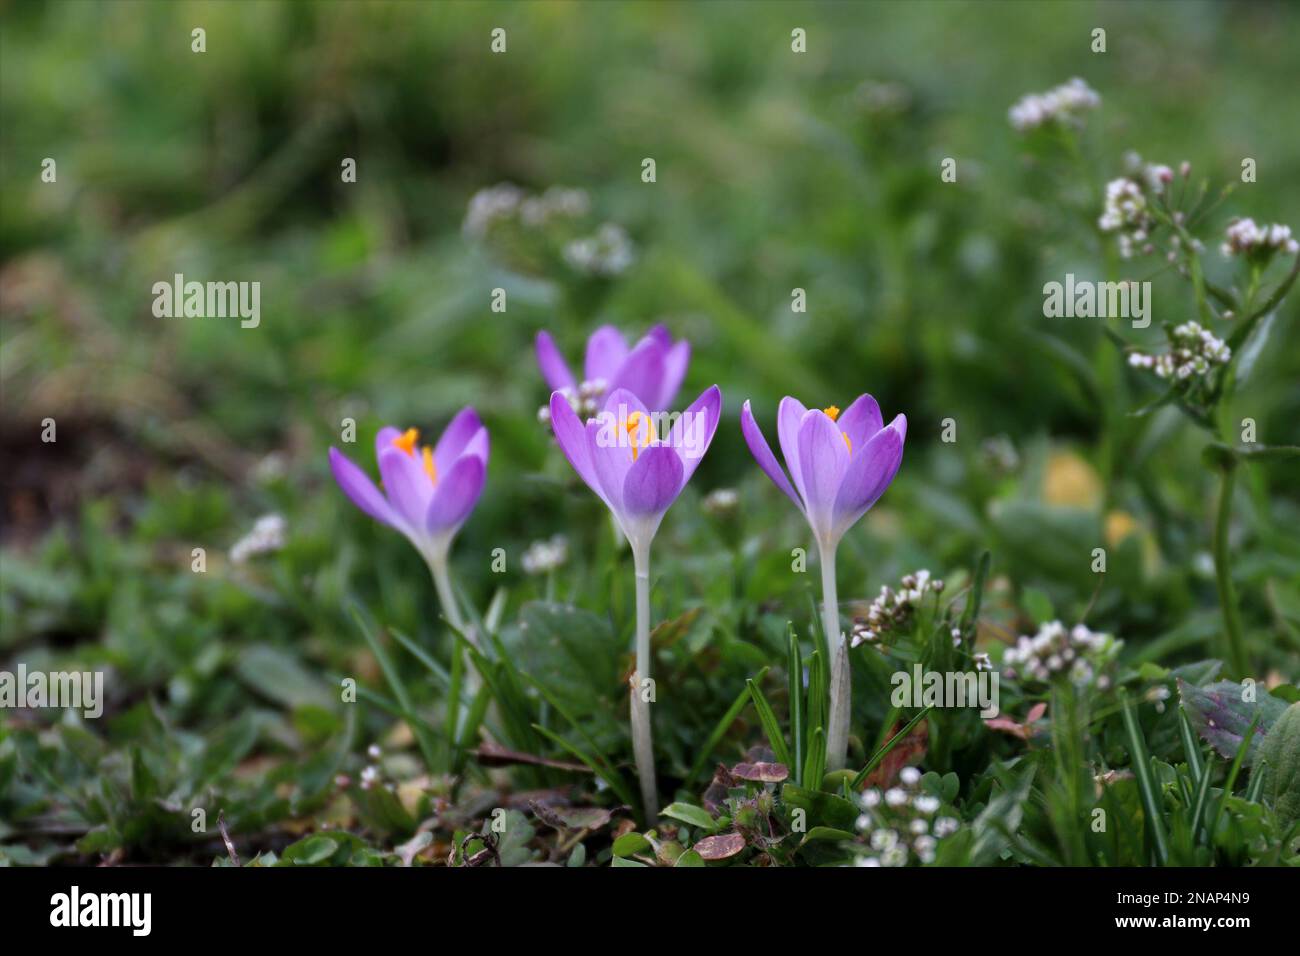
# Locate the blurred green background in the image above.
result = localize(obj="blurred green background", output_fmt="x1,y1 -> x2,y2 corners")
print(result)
2,0 -> 1299,860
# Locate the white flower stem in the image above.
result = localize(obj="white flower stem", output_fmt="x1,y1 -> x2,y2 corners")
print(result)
428,551 -> 468,639
819,539 -> 851,772
630,542 -> 659,822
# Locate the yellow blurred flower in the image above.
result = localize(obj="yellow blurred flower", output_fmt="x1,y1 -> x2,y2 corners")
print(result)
1044,450 -> 1102,508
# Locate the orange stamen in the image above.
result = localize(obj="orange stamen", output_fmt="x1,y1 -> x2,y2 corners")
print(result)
391,428 -> 420,456
626,411 -> 649,462
823,405 -> 840,422
422,446 -> 437,484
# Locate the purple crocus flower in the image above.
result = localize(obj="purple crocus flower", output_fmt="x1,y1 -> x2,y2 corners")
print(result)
548,382 -> 722,819
548,385 -> 721,554
536,324 -> 690,414
329,409 -> 488,632
740,394 -> 906,771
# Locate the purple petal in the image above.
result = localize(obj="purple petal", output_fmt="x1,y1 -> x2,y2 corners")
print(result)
797,409 -> 850,539
434,407 -> 486,474
584,325 -> 629,384
588,388 -> 652,516
837,394 -> 883,452
378,447 -> 434,530
426,454 -> 486,534
375,426 -> 401,460
645,324 -> 673,348
831,415 -> 905,537
330,447 -> 397,527
549,391 -> 604,503
777,396 -> 810,505
609,336 -> 666,410
653,338 -> 691,411
536,331 -> 577,392
622,444 -> 684,517
666,384 -> 721,485
741,400 -> 801,510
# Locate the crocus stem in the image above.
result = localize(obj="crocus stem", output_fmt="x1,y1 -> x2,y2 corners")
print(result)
1212,461 -> 1248,675
631,543 -> 659,821
427,552 -> 468,638
819,540 -> 851,772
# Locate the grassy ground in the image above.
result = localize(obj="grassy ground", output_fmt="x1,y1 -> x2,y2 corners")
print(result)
2,0 -> 1298,866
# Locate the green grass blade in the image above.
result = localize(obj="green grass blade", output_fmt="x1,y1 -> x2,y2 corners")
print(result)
531,724 -> 637,810
1189,754 -> 1215,843
747,677 -> 792,768
851,706 -> 932,790
788,626 -> 804,785
1119,690 -> 1170,865
349,605 -> 441,773
1177,706 -> 1204,781
802,727 -> 826,790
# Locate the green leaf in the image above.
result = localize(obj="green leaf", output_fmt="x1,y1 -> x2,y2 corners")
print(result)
1178,679 -> 1288,764
235,644 -> 334,710
781,782 -> 858,830
1259,702 -> 1300,826
284,835 -> 339,865
970,765 -> 1035,866
612,832 -> 652,858
661,802 -> 718,832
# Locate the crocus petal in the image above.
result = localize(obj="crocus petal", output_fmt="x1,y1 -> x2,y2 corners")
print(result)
434,407 -> 486,474
609,336 -> 667,410
426,454 -> 486,534
378,447 -> 434,530
777,396 -> 810,506
622,444 -> 684,517
645,324 -> 673,348
837,393 -> 883,451
666,384 -> 721,485
536,331 -> 577,392
831,414 -> 906,537
654,338 -> 691,411
741,400 -> 801,510
593,387 -> 655,517
549,391 -> 604,503
797,409 -> 850,540
374,426 -> 401,460
584,325 -> 629,384
330,447 -> 397,527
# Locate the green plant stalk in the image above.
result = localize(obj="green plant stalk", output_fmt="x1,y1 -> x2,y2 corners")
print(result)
631,543 -> 659,821
1212,460 -> 1248,675
819,540 -> 850,772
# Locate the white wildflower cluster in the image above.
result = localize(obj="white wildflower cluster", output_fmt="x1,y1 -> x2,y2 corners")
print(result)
1122,151 -> 1184,196
537,377 -> 609,427
851,570 -> 944,648
563,223 -> 636,277
1219,217 -> 1299,260
853,767 -> 959,867
1127,321 -> 1230,382
1098,178 -> 1153,259
230,514 -> 286,564
1008,77 -> 1100,132
702,487 -> 740,516
521,535 -> 569,575
463,182 -> 590,239
1001,620 -> 1117,686
357,744 -> 396,794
